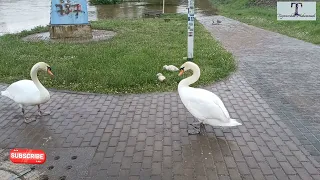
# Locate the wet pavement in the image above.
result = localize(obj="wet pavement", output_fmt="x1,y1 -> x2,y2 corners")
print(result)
1,69 -> 320,179
197,14 -> 320,160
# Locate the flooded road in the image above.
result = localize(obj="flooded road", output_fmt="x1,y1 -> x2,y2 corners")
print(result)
0,0 -> 217,35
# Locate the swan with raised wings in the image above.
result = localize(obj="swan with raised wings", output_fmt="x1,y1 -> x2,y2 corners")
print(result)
1,62 -> 54,123
178,61 -> 242,134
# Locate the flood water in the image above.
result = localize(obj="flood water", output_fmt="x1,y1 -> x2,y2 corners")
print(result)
0,0 -> 217,36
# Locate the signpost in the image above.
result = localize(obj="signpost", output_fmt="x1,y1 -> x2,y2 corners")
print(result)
162,0 -> 165,14
187,0 -> 195,61
49,0 -> 92,39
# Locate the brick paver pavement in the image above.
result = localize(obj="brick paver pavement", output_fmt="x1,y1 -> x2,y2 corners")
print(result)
1,15 -> 320,179
197,14 -> 320,162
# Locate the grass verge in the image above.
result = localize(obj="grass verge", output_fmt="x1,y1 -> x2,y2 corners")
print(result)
0,14 -> 236,94
210,0 -> 320,44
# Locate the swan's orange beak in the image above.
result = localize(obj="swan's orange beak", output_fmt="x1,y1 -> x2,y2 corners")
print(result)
178,69 -> 184,76
47,69 -> 54,76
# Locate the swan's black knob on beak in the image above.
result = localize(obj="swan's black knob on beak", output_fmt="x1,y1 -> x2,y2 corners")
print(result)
179,67 -> 185,76
47,66 -> 54,76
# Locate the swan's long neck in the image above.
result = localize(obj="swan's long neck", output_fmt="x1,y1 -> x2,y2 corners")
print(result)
178,63 -> 200,88
30,65 -> 47,96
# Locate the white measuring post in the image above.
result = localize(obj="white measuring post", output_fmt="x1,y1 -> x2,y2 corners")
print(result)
162,0 -> 165,14
187,0 -> 195,61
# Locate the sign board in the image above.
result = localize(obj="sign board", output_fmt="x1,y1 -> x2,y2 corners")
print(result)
277,1 -> 316,21
50,0 -> 89,25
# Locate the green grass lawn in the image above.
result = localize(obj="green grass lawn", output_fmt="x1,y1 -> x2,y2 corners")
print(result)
0,14 -> 236,94
210,0 -> 320,44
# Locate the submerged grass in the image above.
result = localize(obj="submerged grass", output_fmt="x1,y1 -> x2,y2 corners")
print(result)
210,0 -> 320,44
0,14 -> 236,94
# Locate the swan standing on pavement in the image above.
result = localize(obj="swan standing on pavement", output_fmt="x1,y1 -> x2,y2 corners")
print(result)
1,62 -> 54,123
177,61 -> 242,134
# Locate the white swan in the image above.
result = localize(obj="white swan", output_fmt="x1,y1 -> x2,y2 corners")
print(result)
163,65 -> 179,72
178,61 -> 242,134
1,62 -> 54,123
156,73 -> 166,82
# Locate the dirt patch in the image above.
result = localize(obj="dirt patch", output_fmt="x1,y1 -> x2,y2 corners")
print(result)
21,30 -> 116,43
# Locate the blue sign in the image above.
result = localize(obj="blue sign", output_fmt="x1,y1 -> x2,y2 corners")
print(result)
50,0 -> 89,25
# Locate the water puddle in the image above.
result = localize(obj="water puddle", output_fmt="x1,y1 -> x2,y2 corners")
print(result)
0,0 -> 217,35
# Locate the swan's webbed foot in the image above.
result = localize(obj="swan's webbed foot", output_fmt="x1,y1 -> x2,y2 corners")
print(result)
24,117 -> 36,124
188,122 -> 203,135
37,105 -> 50,116
20,107 -> 38,123
21,107 -> 35,123
189,122 -> 202,127
188,128 -> 201,135
38,111 -> 50,116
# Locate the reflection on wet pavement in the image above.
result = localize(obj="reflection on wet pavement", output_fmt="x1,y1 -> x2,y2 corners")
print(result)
0,0 -> 217,35
178,126 -> 238,178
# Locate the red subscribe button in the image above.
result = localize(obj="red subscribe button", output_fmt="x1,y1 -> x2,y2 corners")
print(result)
10,148 -> 46,164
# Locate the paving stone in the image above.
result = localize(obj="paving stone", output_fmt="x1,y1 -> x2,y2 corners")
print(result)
280,162 -> 297,175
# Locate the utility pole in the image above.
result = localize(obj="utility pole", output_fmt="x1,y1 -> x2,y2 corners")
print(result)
162,0 -> 165,14
187,0 -> 195,61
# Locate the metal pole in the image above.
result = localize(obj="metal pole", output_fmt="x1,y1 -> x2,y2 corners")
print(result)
187,0 -> 195,61
163,0 -> 165,14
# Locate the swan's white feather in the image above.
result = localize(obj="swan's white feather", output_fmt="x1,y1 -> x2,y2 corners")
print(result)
158,76 -> 166,81
157,73 -> 166,82
179,86 -> 241,126
180,87 -> 223,119
163,65 -> 179,72
179,87 -> 230,119
178,62 -> 242,127
2,80 -> 47,106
